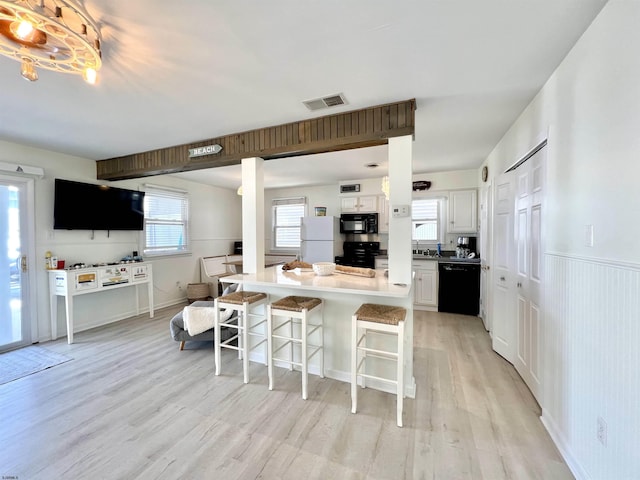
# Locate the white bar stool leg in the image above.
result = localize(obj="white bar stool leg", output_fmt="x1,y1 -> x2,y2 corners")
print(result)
214,298 -> 221,376
237,309 -> 244,360
351,313 -> 358,414
241,301 -> 250,384
319,302 -> 325,378
288,314 -> 294,371
267,304 -> 274,391
397,320 -> 405,427
301,308 -> 308,400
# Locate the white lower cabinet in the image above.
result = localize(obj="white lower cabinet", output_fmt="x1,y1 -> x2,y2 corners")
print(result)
413,260 -> 438,311
375,258 -> 388,269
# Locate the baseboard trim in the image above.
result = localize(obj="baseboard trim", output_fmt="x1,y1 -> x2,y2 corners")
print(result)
541,410 -> 590,480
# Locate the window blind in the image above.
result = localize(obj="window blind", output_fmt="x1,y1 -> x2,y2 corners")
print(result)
412,198 -> 440,241
143,185 -> 189,255
272,197 -> 305,249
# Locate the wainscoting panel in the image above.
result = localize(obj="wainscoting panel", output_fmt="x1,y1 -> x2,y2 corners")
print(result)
543,253 -> 639,479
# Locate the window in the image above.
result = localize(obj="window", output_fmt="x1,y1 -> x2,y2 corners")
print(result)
412,198 -> 441,242
143,185 -> 189,256
272,197 -> 306,249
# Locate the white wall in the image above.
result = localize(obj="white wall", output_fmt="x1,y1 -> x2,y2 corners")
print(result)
482,1 -> 639,477
413,169 -> 478,192
0,139 -> 241,342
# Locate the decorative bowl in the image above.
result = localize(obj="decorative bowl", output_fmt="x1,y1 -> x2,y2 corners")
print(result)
312,262 -> 336,276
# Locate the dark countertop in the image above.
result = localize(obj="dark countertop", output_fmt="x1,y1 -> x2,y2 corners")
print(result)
376,255 -> 481,264
437,257 -> 481,264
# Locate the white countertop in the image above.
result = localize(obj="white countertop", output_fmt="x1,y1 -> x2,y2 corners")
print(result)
223,266 -> 412,298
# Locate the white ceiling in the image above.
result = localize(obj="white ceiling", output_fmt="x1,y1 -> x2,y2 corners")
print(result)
0,0 -> 607,189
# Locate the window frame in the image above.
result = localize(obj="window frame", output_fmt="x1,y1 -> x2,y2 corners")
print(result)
142,184 -> 190,258
411,196 -> 446,245
271,196 -> 306,251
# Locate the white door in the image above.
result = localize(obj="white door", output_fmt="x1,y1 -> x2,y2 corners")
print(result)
491,171 -> 516,362
479,184 -> 492,331
0,176 -> 36,352
514,147 -> 545,403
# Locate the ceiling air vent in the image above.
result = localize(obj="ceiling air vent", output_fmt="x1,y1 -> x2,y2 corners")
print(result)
303,93 -> 348,111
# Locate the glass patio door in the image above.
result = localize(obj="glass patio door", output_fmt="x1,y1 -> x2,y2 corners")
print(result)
0,177 -> 33,352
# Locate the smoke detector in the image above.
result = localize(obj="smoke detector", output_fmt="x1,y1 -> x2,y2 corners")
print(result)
303,93 -> 348,111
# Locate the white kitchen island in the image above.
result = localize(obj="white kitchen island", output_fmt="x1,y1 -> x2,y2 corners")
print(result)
223,266 -> 416,398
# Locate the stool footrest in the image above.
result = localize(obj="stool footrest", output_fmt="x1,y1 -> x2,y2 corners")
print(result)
357,371 -> 398,385
273,345 -> 322,367
357,346 -> 399,359
248,320 -> 266,334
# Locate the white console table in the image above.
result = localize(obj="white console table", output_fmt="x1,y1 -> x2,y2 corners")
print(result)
49,262 -> 154,344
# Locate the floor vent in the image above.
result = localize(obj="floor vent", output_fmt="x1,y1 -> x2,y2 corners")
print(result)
303,93 -> 348,111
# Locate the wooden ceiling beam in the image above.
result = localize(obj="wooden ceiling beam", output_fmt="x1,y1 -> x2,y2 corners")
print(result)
96,99 -> 416,181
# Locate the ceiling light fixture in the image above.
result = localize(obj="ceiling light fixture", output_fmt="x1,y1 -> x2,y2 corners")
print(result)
0,0 -> 102,84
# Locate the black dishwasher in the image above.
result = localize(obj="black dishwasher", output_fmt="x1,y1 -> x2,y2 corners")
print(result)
438,262 -> 480,315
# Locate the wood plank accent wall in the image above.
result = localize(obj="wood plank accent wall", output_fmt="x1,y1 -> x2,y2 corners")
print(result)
96,99 -> 415,181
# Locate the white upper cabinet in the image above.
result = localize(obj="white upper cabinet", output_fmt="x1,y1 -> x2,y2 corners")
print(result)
448,189 -> 477,233
340,195 -> 378,213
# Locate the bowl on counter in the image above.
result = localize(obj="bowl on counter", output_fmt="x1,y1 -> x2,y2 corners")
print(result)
312,262 -> 336,276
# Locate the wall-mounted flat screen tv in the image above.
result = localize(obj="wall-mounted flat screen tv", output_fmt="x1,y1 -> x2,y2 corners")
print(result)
54,178 -> 145,231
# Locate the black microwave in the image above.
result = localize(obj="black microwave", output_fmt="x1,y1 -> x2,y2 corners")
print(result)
340,213 -> 378,234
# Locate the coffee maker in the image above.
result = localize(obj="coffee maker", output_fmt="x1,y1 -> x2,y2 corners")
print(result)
456,236 -> 477,258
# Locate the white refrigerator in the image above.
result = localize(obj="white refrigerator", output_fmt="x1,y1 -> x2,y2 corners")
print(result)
300,216 -> 342,264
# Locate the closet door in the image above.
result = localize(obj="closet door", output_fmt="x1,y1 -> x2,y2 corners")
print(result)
514,146 -> 545,403
491,171 -> 516,362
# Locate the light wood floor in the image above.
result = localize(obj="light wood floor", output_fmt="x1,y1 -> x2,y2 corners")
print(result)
0,306 -> 572,479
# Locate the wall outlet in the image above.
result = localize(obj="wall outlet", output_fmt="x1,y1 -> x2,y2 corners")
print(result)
597,416 -> 607,446
176,281 -> 182,291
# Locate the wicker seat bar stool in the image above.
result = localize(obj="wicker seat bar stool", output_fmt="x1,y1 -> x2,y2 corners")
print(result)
267,295 -> 324,400
214,290 -> 269,384
351,303 -> 407,427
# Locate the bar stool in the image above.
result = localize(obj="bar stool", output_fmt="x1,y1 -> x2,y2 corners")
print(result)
267,296 -> 324,399
351,303 -> 406,427
214,290 -> 269,383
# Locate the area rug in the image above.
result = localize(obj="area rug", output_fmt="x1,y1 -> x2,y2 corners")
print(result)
0,345 -> 72,385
